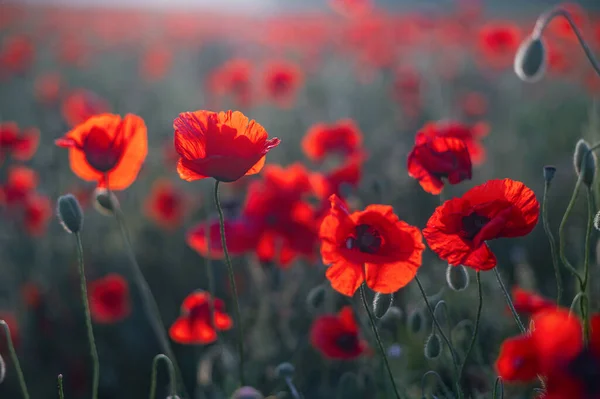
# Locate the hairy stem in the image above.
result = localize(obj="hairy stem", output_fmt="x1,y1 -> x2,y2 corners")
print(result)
149,354 -> 177,399
458,271 -> 482,389
542,181 -> 562,304
493,268 -> 526,333
0,320 -> 29,399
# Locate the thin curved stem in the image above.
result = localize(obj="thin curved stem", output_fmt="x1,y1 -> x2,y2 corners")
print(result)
542,181 -> 562,305
149,354 -> 177,399
581,188 -> 593,343
558,175 -> 585,285
432,300 -> 452,339
214,180 -> 245,386
58,374 -> 65,399
493,377 -> 504,399
75,233 -> 99,399
421,370 -> 452,399
0,320 -> 29,399
284,377 -> 301,399
458,271 -> 482,388
359,284 -> 401,399
204,217 -> 218,341
414,276 -> 462,399
569,292 -> 585,316
533,8 -> 600,78
493,268 -> 526,333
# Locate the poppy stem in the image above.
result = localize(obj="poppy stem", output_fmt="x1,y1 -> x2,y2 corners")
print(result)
104,176 -> 187,398
284,376 -> 301,399
493,268 -> 526,333
493,377 -> 504,399
558,175 -> 585,285
149,354 -> 177,399
204,217 -> 219,343
414,276 -> 462,398
457,271 -> 482,390
213,180 -> 245,386
74,233 -> 99,399
542,180 -> 563,305
358,284 -> 401,399
533,7 -> 600,78
580,188 -> 593,344
0,319 -> 29,399
421,370 -> 453,398
57,374 -> 65,399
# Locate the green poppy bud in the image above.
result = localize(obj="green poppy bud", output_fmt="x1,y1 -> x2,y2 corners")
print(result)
424,333 -> 442,359
446,264 -> 469,292
57,194 -> 83,234
574,139 -> 596,187
514,35 -> 547,83
373,292 -> 394,319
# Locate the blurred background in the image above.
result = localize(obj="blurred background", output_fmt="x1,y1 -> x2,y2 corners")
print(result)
1,0 -> 599,398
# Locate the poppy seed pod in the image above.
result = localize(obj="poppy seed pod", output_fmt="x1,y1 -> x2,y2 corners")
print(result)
93,187 -> 119,216
514,35 -> 547,83
424,333 -> 442,359
543,165 -> 556,184
373,292 -> 394,319
446,264 -> 470,292
573,139 -> 596,187
594,211 -> 600,231
230,386 -> 264,399
305,285 -> 326,312
274,362 -> 295,379
408,309 -> 424,335
57,194 -> 83,234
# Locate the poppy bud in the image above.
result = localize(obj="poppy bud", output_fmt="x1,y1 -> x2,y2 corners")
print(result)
57,194 -> 83,234
595,211 -> 600,231
373,292 -> 394,319
408,309 -> 424,335
424,333 -> 442,359
0,353 -> 5,384
274,362 -> 295,379
93,188 -> 119,216
543,165 -> 556,184
305,285 -> 326,312
446,264 -> 469,292
514,35 -> 546,83
230,386 -> 264,399
573,139 -> 596,187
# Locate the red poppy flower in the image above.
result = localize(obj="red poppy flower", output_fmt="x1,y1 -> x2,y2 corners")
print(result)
0,35 -> 34,73
512,287 -> 555,315
0,166 -> 38,206
407,132 -> 472,195
320,194 -> 424,296
310,306 -> 366,359
140,45 -> 172,82
423,179 -> 539,270
329,0 -> 371,18
169,291 -> 233,345
88,274 -> 131,324
477,22 -> 521,69
55,113 -> 148,190
61,89 -> 110,128
0,122 -> 40,162
311,155 -> 363,200
302,119 -> 363,162
35,73 -> 62,105
420,121 -> 488,165
263,60 -> 303,108
23,193 -> 51,236
173,110 -> 280,183
496,335 -> 540,382
144,179 -> 187,231
207,59 -> 253,107
460,91 -> 488,117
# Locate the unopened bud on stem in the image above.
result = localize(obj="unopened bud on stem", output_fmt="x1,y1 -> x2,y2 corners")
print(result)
574,139 -> 596,187
57,194 -> 83,234
514,35 -> 547,83
543,165 -> 557,184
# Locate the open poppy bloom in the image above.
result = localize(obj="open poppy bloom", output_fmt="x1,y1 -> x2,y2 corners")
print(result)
302,119 -> 363,162
319,194 -> 424,296
310,306 -> 366,359
477,22 -> 522,69
420,121 -> 488,165
88,274 -> 131,324
55,113 -> 148,190
407,132 -> 472,195
0,166 -> 38,206
263,60 -> 303,108
423,179 -> 539,270
169,291 -> 233,345
174,110 -> 281,183
144,179 -> 187,231
0,122 -> 39,162
512,287 -> 555,315
61,89 -> 110,128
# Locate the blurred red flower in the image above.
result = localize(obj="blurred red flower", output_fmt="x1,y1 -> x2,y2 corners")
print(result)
423,179 -> 539,270
35,73 -> 62,105
207,59 -> 253,107
55,113 -> 148,190
512,287 -> 555,315
477,22 -> 521,69
61,89 -> 110,128
263,60 -> 303,108
329,0 -> 371,18
407,132 -> 472,195
0,35 -> 34,74
169,291 -> 232,345
23,193 -> 51,236
302,119 -> 363,162
310,306 -> 366,359
0,166 -> 38,206
144,179 -> 188,231
420,120 -> 488,165
88,274 -> 131,324
140,45 -> 173,82
320,194 -> 424,296
460,91 -> 488,117
546,3 -> 585,43
311,155 -> 364,200
0,122 -> 40,162
173,110 -> 280,182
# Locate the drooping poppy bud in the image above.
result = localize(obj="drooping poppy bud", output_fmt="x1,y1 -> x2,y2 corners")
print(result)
543,165 -> 556,183
573,139 -> 596,187
408,308 -> 424,335
514,35 -> 547,83
373,292 -> 394,319
57,194 -> 84,234
424,333 -> 442,359
274,362 -> 295,379
93,187 -> 119,216
446,264 -> 470,292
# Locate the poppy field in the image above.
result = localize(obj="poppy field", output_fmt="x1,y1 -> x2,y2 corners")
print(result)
2,0 -> 600,398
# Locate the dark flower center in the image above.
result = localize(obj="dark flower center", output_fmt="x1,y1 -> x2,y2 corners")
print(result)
188,303 -> 211,323
335,332 -> 359,352
568,349 -> 600,396
99,289 -> 123,310
346,224 -> 382,254
83,126 -> 124,172
461,212 -> 490,240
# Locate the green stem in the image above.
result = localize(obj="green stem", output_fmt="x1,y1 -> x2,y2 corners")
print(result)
75,234 -> 99,399
414,276 -> 462,399
149,354 -> 177,399
493,268 -> 526,333
558,176 -> 584,285
542,181 -> 562,305
0,320 -> 29,399
581,188 -> 593,343
569,292 -> 585,316
493,377 -> 504,399
359,284 -> 401,399
213,180 -> 245,386
421,370 -> 453,399
204,217 -> 218,340
458,271 -> 482,389
58,374 -> 65,399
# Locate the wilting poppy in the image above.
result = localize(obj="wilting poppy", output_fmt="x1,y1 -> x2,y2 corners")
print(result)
0,166 -> 38,206
0,122 -> 40,162
420,121 -> 488,165
477,22 -> 521,69
169,291 -> 232,344
310,306 -> 366,359
22,193 -> 51,236
173,110 -> 280,182
407,132 -> 472,195
512,287 -> 555,315
55,113 -> 148,190
144,179 -> 187,230
423,179 -> 539,270
61,89 -> 110,128
263,60 -> 303,107
302,119 -> 363,162
320,194 -> 424,296
88,274 -> 131,323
